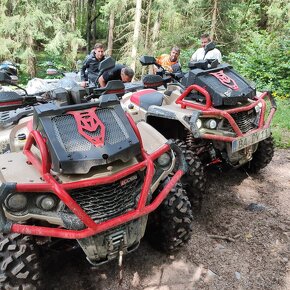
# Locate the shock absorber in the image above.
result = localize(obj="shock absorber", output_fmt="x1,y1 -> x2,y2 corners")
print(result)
186,130 -> 196,152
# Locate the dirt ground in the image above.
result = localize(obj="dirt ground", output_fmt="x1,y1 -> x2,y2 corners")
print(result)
43,148 -> 290,290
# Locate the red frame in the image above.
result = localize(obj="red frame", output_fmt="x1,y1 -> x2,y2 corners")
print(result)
175,84 -> 276,142
10,116 -> 185,239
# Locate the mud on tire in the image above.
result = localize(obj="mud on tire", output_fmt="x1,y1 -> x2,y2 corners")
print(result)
146,183 -> 193,253
173,139 -> 206,209
243,135 -> 274,174
0,233 -> 41,290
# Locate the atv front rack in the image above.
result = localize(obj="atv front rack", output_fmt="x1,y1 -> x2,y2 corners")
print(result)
175,84 -> 277,142
0,115 -> 187,239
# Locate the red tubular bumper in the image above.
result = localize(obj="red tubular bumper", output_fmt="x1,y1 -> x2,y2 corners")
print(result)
7,119 -> 186,239
175,85 -> 277,142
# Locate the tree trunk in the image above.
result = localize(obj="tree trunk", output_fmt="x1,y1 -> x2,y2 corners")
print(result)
27,36 -> 36,77
92,0 -> 97,44
71,0 -> 77,30
79,0 -> 85,36
107,10 -> 115,56
210,0 -> 218,40
142,0 -> 152,75
144,0 -> 152,51
130,0 -> 142,76
86,0 -> 94,53
152,11 -> 161,48
150,11 -> 161,74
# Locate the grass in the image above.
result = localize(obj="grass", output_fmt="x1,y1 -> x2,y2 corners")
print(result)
271,98 -> 290,148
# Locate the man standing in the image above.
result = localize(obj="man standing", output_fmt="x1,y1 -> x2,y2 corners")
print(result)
155,46 -> 182,73
98,64 -> 134,88
80,43 -> 105,87
191,34 -> 222,63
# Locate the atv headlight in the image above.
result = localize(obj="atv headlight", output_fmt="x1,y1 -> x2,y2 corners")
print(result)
6,193 -> 27,211
255,102 -> 263,113
36,195 -> 56,211
157,153 -> 171,167
205,119 -> 217,129
196,118 -> 202,129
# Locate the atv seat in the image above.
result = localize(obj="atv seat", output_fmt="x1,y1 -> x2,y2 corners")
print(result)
130,89 -> 164,110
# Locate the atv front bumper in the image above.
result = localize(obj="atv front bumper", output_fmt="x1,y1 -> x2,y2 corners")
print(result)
176,85 -> 276,145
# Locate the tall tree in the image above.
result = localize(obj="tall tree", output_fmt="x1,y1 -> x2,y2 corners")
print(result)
107,10 -> 115,56
210,0 -> 219,40
130,0 -> 142,73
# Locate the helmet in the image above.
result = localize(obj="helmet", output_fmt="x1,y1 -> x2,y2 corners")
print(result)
0,61 -> 18,76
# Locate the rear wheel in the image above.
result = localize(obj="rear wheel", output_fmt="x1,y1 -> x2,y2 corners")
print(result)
0,233 -> 41,290
243,135 -> 274,173
146,183 -> 193,253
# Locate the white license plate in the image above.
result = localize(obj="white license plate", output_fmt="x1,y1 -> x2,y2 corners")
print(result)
232,128 -> 271,153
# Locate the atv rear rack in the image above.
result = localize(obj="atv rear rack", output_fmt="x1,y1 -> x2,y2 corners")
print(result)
175,84 -> 277,142
0,115 -> 187,239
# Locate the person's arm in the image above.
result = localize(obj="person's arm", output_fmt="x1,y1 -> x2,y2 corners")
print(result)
98,75 -> 106,87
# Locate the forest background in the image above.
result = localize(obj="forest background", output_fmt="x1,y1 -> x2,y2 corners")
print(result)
0,0 -> 289,147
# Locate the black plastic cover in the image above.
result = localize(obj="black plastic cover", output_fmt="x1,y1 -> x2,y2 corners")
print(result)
70,86 -> 86,104
0,91 -> 36,112
33,96 -> 140,174
51,88 -> 70,106
181,63 -> 256,107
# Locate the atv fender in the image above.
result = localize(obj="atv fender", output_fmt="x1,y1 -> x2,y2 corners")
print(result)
136,121 -> 168,155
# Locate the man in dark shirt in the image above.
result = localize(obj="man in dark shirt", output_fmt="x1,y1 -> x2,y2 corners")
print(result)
80,43 -> 105,87
98,64 -> 134,87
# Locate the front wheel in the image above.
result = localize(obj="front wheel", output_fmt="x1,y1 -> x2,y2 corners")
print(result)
0,233 -> 42,290
243,135 -> 275,173
146,183 -> 193,253
172,139 -> 206,209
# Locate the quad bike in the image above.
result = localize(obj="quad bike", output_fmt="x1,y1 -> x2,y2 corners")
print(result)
0,57 -> 116,155
121,56 -> 277,203
0,71 -> 193,289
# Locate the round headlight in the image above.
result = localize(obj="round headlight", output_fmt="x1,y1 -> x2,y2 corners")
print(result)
6,194 -> 27,211
37,195 -> 56,211
157,153 -> 171,167
205,119 -> 217,129
255,102 -> 262,113
196,119 -> 202,129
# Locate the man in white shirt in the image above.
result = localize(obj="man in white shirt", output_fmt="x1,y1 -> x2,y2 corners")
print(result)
191,33 -> 222,63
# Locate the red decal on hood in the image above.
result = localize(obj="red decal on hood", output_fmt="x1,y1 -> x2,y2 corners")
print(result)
68,107 -> 105,147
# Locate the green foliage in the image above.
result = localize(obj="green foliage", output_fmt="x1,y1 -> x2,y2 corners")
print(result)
0,0 -> 85,76
227,31 -> 290,97
271,99 -> 290,148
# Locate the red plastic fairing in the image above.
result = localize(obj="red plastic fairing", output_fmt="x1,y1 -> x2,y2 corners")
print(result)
11,122 -> 184,239
175,86 -> 276,141
130,89 -> 157,106
0,101 -> 23,106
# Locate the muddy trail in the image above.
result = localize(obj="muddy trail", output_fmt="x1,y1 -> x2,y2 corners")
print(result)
43,148 -> 290,290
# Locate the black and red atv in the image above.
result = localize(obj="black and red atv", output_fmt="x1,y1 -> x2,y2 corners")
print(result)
121,56 -> 277,203
0,71 -> 193,289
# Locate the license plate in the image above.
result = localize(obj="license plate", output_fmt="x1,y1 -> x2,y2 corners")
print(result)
232,128 -> 271,153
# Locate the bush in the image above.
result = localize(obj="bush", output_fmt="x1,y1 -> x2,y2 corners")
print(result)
226,31 -> 289,98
